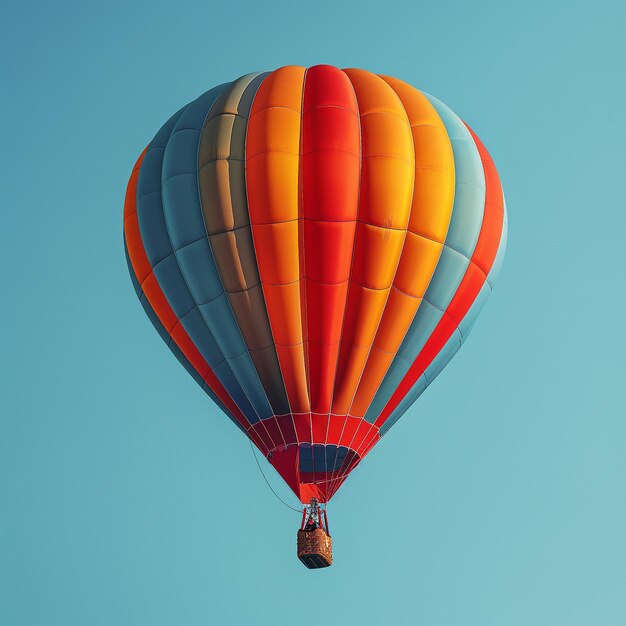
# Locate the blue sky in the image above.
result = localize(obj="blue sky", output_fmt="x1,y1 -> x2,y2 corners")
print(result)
2,1 -> 625,624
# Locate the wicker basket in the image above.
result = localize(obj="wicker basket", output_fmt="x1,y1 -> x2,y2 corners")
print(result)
297,528 -> 333,569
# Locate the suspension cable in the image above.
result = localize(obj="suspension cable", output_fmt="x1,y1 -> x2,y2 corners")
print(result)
248,438 -> 302,513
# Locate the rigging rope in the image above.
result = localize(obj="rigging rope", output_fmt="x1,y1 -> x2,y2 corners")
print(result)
248,438 -> 302,513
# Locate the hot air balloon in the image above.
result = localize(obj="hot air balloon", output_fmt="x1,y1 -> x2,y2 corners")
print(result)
123,65 -> 507,568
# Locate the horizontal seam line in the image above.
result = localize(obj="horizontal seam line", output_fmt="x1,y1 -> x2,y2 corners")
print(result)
442,241 -> 473,261
172,127 -> 201,135
137,190 -> 162,201
250,104 -> 301,115
206,112 -> 251,122
302,277 -> 349,286
224,282 -> 262,293
246,149 -> 299,160
162,171 -> 196,186
370,343 -> 398,356
410,122 -> 446,130
305,338 -> 341,347
260,278 -> 302,287
413,165 -> 452,172
360,110 -> 409,122
406,230 -> 446,244
362,154 -> 414,165
207,223 -> 252,236
456,181 -> 487,190
199,157 -> 245,168
349,280 -> 391,291
151,234 -> 208,269
304,104 -> 358,115
250,217 -> 410,228
303,148 -> 360,157
390,284 -> 423,300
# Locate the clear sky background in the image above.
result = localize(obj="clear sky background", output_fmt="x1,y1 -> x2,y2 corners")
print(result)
2,1 -> 625,624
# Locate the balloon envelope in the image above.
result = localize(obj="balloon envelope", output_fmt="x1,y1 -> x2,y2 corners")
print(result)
124,65 -> 507,503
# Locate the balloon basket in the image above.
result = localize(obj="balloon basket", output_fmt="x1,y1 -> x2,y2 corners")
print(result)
297,498 -> 332,569
297,528 -> 332,568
